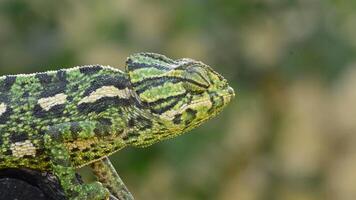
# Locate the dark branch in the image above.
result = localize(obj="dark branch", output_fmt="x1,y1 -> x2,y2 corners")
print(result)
0,168 -> 66,200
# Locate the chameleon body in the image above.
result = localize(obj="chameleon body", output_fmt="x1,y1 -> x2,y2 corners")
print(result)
0,53 -> 235,200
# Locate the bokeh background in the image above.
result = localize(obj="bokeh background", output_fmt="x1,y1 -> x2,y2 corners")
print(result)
0,0 -> 355,200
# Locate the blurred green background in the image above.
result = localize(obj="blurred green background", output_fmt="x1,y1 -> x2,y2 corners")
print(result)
1,0 -> 355,200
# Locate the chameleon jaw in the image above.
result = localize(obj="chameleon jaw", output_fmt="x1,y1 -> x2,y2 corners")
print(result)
160,98 -> 213,121
160,92 -> 234,121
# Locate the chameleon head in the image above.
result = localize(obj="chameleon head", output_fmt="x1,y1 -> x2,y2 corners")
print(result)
126,53 -> 235,143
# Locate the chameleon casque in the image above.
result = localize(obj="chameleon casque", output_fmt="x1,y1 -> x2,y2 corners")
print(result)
0,53 -> 235,200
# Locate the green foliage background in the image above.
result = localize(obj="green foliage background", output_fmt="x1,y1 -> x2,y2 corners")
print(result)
1,1 -> 355,199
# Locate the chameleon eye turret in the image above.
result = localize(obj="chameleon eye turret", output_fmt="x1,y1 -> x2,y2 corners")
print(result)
0,52 -> 234,200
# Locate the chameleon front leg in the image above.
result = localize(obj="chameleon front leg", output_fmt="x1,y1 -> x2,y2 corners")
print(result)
44,134 -> 110,200
91,157 -> 134,200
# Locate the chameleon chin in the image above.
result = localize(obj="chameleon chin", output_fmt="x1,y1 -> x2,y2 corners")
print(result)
0,52 -> 234,200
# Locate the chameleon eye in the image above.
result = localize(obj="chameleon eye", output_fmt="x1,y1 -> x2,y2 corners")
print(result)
182,66 -> 210,93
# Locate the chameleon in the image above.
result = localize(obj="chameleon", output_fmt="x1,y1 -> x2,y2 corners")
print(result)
0,52 -> 235,200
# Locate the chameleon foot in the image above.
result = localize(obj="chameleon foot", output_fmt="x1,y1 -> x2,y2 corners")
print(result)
72,182 -> 110,200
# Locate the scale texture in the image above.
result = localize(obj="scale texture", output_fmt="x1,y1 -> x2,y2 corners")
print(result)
0,52 -> 235,200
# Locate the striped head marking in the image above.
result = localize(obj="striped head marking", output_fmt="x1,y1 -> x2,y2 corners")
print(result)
126,53 -> 235,140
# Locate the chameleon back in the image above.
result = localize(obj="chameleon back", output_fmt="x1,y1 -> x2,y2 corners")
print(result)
0,66 -> 135,170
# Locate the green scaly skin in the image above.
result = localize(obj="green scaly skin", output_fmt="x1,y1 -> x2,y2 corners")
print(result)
0,53 -> 235,200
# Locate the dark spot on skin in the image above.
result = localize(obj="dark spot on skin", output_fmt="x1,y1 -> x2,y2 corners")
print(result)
29,160 -> 38,165
71,85 -> 79,93
82,155 -> 90,160
126,58 -> 133,65
79,66 -> 103,75
185,108 -> 197,125
35,73 -> 53,85
94,119 -> 112,137
36,148 -> 45,156
0,95 -> 7,103
137,116 -> 152,130
98,118 -> 112,126
20,82 -> 27,88
67,96 -> 74,102
94,128 -> 101,135
128,118 -> 135,127
47,126 -> 62,141
173,114 -> 182,124
70,122 -> 83,135
130,133 -> 141,138
128,116 -> 152,130
42,163 -> 51,169
82,148 -> 90,153
4,150 -> 12,156
9,132 -> 28,143
22,91 -> 30,98
0,76 -> 16,92
217,96 -> 225,109
121,135 -> 129,141
56,70 -> 67,82
186,108 -> 197,115
143,137 -> 154,142
71,153 -> 78,159
33,104 -> 67,118
207,91 -> 218,113
33,105 -> 45,117
37,128 -> 47,135
43,157 -> 51,162
15,118 -> 22,124
23,155 -> 34,159
37,71 -> 68,98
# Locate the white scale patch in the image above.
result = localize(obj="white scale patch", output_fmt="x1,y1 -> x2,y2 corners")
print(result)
10,140 -> 37,158
0,103 -> 7,116
78,86 -> 130,105
38,93 -> 68,111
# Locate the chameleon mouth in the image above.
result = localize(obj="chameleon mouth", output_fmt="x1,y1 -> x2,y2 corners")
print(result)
188,93 -> 234,112
160,87 -> 235,121
160,98 -> 213,120
181,96 -> 232,132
